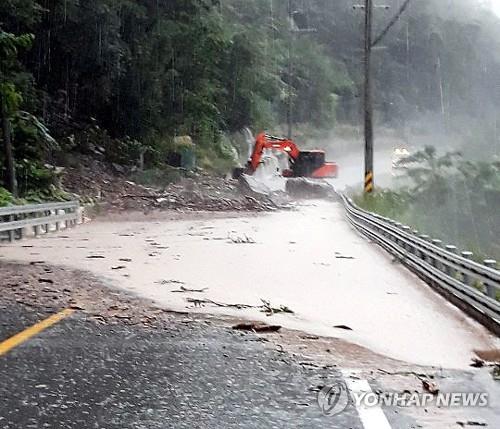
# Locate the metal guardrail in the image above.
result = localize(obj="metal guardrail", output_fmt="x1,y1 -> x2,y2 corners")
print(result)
0,201 -> 80,242
341,194 -> 500,336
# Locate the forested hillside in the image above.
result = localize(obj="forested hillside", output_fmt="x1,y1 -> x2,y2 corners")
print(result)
1,0 -> 500,200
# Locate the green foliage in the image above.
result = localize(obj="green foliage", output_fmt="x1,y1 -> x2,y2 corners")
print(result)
355,148 -> 500,260
2,0 -> 354,158
2,0 -> 500,196
21,186 -> 72,203
11,111 -> 57,162
395,146 -> 462,196
0,31 -> 34,95
104,136 -> 143,167
0,186 -> 14,206
196,145 -> 235,174
0,82 -> 22,112
16,159 -> 56,194
0,161 -> 68,203
2,0 -> 500,147
0,29 -> 35,129
353,189 -> 410,221
0,31 -> 33,59
289,38 -> 352,128
64,124 -> 144,166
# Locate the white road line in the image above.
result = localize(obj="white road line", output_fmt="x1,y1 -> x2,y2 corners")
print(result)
342,370 -> 392,429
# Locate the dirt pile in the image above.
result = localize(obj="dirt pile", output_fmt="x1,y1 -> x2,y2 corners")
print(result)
60,156 -> 293,213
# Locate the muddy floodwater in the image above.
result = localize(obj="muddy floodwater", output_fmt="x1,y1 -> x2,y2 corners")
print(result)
2,200 -> 497,368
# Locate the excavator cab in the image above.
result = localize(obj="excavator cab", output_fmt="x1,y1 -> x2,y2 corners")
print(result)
292,151 -> 327,177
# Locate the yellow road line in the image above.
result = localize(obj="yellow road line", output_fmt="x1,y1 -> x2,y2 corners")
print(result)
0,308 -> 74,357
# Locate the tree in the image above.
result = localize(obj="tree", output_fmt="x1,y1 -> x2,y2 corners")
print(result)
0,29 -> 33,196
3,0 -> 500,184
397,145 -> 461,195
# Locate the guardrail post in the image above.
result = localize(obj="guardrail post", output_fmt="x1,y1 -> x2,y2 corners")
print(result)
432,239 -> 442,247
69,207 -> 75,228
64,207 -> 69,229
401,226 -> 411,251
44,210 -> 49,234
445,245 -> 457,277
431,239 -> 442,270
484,260 -> 498,299
408,230 -> 418,255
33,210 -> 41,236
16,214 -> 22,239
418,235 -> 430,262
7,215 -> 14,242
461,251 -> 474,286
484,259 -> 498,269
446,245 -> 457,252
417,234 -> 429,262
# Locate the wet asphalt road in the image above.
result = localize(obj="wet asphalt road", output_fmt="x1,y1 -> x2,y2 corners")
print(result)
2,303 -> 500,428
0,303 -> 363,429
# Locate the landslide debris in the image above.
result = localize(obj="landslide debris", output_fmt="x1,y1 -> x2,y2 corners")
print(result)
0,262 -> 179,328
60,156 -> 293,213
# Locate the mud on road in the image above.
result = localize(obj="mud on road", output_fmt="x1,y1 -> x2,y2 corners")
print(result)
1,260 -> 499,429
1,199 -> 500,428
2,200 -> 496,369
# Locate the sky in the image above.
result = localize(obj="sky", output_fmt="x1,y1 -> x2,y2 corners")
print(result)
491,0 -> 500,15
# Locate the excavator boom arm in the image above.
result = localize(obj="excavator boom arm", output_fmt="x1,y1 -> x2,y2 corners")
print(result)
244,131 -> 338,179
249,133 -> 300,172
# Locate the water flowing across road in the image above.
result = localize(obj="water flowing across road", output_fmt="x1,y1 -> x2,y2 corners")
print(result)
2,200 -> 497,368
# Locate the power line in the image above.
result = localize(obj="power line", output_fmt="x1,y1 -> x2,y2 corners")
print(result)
287,0 -> 316,139
372,0 -> 412,47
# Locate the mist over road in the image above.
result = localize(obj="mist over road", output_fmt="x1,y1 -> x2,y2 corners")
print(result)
331,146 -> 396,191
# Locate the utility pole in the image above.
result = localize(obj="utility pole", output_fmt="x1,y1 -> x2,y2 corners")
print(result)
363,0 -> 374,194
287,0 -> 293,139
354,0 -> 411,194
354,1 -> 377,194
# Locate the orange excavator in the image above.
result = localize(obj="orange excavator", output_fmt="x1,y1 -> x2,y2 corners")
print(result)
241,132 -> 338,179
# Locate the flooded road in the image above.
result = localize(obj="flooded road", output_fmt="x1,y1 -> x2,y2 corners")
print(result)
2,200 -> 497,368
